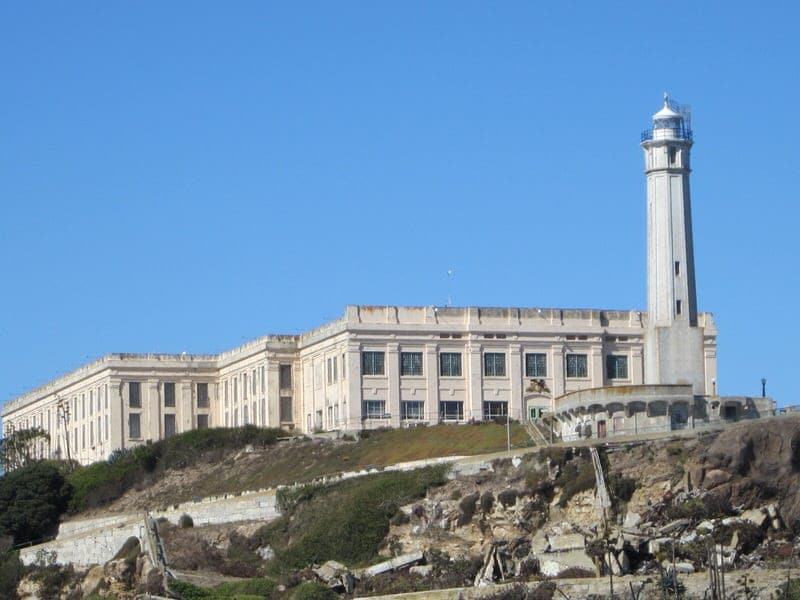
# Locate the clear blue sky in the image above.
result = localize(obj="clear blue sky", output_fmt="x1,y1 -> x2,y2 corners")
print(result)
1,2 -> 797,409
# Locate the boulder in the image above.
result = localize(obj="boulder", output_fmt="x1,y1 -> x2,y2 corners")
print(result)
673,562 -> 695,574
409,565 -> 433,577
623,512 -> 642,530
703,469 -> 732,488
740,508 -> 768,528
82,565 -> 107,597
658,518 -> 690,535
697,520 -> 715,533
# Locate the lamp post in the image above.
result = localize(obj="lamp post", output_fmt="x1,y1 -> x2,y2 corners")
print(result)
761,378 -> 767,398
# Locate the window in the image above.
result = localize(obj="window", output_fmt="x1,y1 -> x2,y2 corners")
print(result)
440,352 -> 462,377
362,352 -> 385,376
341,354 -> 346,379
606,355 -> 629,380
197,383 -> 209,408
243,373 -> 248,400
676,300 -> 683,315
105,415 -> 109,440
566,354 -> 588,378
400,352 -> 423,376
483,401 -> 508,420
401,401 -> 424,420
675,261 -> 681,276
129,382 -> 141,408
484,353 -> 506,377
333,356 -> 338,382
129,413 -> 141,439
525,353 -> 547,378
197,414 -> 209,429
233,408 -> 238,426
234,377 -> 238,401
164,414 -> 176,438
90,421 -> 94,446
326,358 -> 332,384
280,396 -> 293,423
363,400 -> 386,419
164,382 -> 175,407
280,364 -> 292,389
440,401 -> 464,421
224,380 -> 229,406
82,394 -> 85,418
243,404 -> 249,425
82,425 -> 85,449
89,391 -> 94,415
261,366 -> 265,393
252,370 -> 256,395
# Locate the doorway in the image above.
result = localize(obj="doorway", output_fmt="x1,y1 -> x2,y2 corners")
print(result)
597,420 -> 607,438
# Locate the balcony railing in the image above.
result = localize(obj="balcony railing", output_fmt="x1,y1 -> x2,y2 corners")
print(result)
641,127 -> 693,142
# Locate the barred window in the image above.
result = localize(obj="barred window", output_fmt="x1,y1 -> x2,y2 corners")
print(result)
400,352 -> 423,376
129,382 -> 141,408
440,352 -> 462,377
129,413 -> 141,439
164,414 -> 176,438
440,401 -> 464,421
606,355 -> 629,380
164,382 -> 175,407
197,383 -> 209,408
279,364 -> 293,389
362,351 -> 385,376
197,414 -> 209,429
483,401 -> 508,420
280,396 -> 293,423
484,353 -> 506,377
401,401 -> 424,420
566,354 -> 588,378
525,353 -> 547,378
363,400 -> 386,419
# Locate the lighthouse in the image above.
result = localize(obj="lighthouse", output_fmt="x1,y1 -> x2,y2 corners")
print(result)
642,95 -> 708,394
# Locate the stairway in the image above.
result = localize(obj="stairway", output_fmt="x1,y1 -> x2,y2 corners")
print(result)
589,447 -> 612,523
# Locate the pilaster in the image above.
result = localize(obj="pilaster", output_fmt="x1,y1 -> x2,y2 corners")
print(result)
466,342 -> 483,421
386,343 -> 401,427
509,344 -> 522,420
424,343 -> 439,424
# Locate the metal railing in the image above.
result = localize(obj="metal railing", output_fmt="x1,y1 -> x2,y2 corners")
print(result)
641,127 -> 693,142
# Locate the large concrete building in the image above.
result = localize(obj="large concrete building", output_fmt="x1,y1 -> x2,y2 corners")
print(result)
1,97 -> 773,465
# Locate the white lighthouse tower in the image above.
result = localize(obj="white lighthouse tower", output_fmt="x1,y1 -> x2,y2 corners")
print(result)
642,94 -> 707,394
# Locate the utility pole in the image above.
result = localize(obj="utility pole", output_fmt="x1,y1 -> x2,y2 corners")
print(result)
57,397 -> 72,464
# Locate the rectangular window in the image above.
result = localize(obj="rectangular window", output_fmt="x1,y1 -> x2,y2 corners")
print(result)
164,414 -> 176,438
566,354 -> 588,378
401,400 -> 424,420
129,382 -> 141,408
333,356 -> 338,382
105,415 -> 109,440
82,394 -> 86,418
82,425 -> 85,449
674,261 -> 681,276
525,353 -> 547,378
90,421 -> 94,446
483,353 -> 506,377
197,414 -> 209,429
252,370 -> 256,395
363,400 -> 387,419
362,352 -> 385,376
243,373 -> 248,400
483,401 -> 508,420
89,391 -> 94,415
197,383 -> 209,408
280,364 -> 292,389
400,352 -> 423,376
164,382 -> 175,407
261,366 -> 265,393
606,355 -> 629,380
676,300 -> 683,315
233,408 -> 238,426
280,396 -> 293,423
440,401 -> 464,421
342,354 -> 346,379
440,352 -> 462,377
243,404 -> 249,425
326,358 -> 332,384
129,413 -> 141,439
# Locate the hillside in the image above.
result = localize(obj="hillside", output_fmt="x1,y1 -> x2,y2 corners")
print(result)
5,416 -> 800,599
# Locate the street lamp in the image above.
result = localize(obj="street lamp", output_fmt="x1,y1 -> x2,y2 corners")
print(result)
761,378 -> 767,398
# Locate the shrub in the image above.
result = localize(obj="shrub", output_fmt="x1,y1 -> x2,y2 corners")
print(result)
555,460 -> 594,507
170,577 -> 277,599
389,510 -> 410,526
498,489 -> 520,508
0,551 -> 23,600
290,581 -> 337,600
664,494 -> 733,522
0,461 -> 72,545
556,566 -> 594,579
450,489 -> 462,501
480,491 -> 495,513
712,522 -> 764,554
178,514 -> 194,528
255,466 -> 447,574
457,492 -> 480,526
483,582 -> 557,600
608,475 -> 637,503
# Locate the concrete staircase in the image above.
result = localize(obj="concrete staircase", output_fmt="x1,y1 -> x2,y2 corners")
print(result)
589,447 -> 612,523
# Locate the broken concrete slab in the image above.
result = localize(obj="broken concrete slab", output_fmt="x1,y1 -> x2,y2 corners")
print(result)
740,508 -> 768,528
547,533 -> 585,552
623,511 -> 642,530
409,565 -> 432,577
539,549 -> 595,577
363,551 -> 424,577
658,518 -> 690,535
697,520 -> 715,533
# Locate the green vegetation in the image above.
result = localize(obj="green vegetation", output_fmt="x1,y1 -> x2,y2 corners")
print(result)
67,426 -> 284,512
0,461 -> 72,545
665,494 -> 733,522
555,456 -> 595,507
0,427 -> 50,472
0,551 -> 23,600
254,466 -> 448,574
289,581 -> 337,599
170,577 -> 277,599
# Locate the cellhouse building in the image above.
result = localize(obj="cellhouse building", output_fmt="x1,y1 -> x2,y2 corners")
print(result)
1,97 -> 775,465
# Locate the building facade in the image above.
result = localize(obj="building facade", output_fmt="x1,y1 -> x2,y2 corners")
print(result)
0,98 -> 772,465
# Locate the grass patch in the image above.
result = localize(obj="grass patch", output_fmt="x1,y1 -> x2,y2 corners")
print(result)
170,577 -> 277,599
254,466 -> 448,574
664,494 -> 733,522
67,426 -> 285,512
